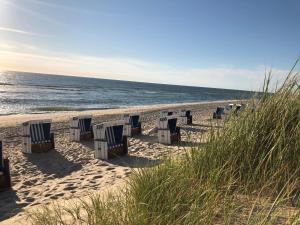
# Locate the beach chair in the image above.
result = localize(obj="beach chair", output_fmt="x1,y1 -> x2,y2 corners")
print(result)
233,103 -> 246,115
22,120 -> 55,153
213,107 -> 225,119
93,120 -> 128,160
226,103 -> 234,111
0,141 -> 11,190
123,113 -> 142,137
70,115 -> 93,141
157,115 -> 181,145
179,109 -> 193,125
160,110 -> 176,117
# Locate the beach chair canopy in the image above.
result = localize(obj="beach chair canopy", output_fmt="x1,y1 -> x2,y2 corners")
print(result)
168,118 -> 178,134
29,122 -> 52,144
216,107 -> 225,115
105,125 -> 124,148
79,117 -> 92,132
0,141 -> 3,171
130,115 -> 140,128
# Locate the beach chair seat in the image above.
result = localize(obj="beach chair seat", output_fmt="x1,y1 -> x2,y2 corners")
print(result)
22,120 -> 55,153
179,109 -> 193,125
93,120 -> 128,160
70,115 -> 93,141
123,113 -> 142,137
0,141 -> 11,190
157,116 -> 181,145
213,107 -> 225,119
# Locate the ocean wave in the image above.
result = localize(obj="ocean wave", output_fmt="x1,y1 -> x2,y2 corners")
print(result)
31,106 -> 120,112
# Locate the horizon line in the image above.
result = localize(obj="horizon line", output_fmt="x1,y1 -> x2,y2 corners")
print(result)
1,69 -> 257,93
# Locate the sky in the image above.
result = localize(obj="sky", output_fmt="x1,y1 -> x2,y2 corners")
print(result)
0,0 -> 299,91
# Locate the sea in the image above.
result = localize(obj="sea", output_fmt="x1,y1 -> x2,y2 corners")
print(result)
0,71 -> 255,116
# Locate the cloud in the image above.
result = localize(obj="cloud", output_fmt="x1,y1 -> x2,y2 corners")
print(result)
0,43 -> 294,91
1,0 -> 67,27
0,26 -> 52,37
26,0 -> 112,16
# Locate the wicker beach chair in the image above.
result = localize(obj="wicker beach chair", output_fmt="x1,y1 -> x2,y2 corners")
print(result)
235,103 -> 246,112
22,120 -> 55,153
226,103 -> 234,111
179,109 -> 193,125
93,120 -> 128,160
160,110 -> 176,117
123,113 -> 142,137
70,115 -> 93,141
0,141 -> 11,190
213,107 -> 225,119
157,115 -> 181,145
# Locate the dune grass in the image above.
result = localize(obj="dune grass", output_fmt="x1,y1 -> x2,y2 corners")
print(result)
29,69 -> 299,225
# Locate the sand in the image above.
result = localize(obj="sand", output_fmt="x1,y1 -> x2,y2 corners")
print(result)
0,101 -> 233,224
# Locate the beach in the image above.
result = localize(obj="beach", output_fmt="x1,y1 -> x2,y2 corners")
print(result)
0,100 -> 232,223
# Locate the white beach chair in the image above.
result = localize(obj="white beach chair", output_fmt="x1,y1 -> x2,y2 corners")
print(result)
70,115 -> 93,141
178,109 -> 193,125
0,141 -> 11,190
160,109 -> 176,117
235,104 -> 246,113
157,115 -> 181,145
93,120 -> 128,160
123,113 -> 142,137
22,120 -> 55,154
225,103 -> 234,111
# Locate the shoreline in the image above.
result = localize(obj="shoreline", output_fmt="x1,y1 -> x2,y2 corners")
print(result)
0,100 -> 238,128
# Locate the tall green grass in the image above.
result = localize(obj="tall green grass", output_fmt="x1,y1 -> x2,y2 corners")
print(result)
29,69 -> 299,225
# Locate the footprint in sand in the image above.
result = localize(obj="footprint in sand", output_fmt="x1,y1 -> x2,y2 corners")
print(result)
44,193 -> 52,197
49,193 -> 64,200
106,167 -> 115,171
25,197 -> 35,203
63,185 -> 76,191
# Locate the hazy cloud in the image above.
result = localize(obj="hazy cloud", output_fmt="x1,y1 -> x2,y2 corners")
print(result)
0,26 -> 52,37
0,43 -> 294,91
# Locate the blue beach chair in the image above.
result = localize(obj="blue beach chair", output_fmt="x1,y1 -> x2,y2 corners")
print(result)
160,110 -> 176,117
0,141 -> 11,190
213,107 -> 225,119
93,120 -> 128,159
157,116 -> 181,144
22,120 -> 55,153
234,104 -> 246,114
179,109 -> 193,125
123,113 -> 142,137
70,115 -> 93,141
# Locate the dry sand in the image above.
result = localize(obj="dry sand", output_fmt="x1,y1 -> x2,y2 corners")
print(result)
0,101 -> 233,224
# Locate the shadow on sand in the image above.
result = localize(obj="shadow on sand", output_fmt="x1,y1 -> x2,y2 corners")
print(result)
132,134 -> 158,144
26,149 -> 82,178
0,189 -> 21,221
108,154 -> 160,168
